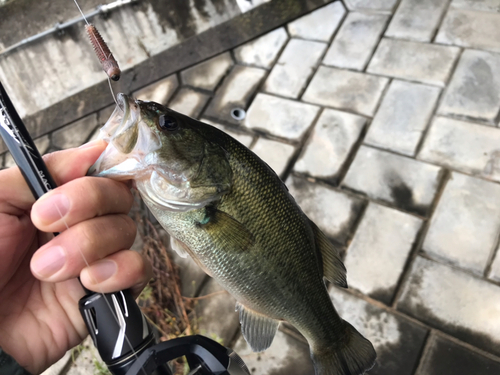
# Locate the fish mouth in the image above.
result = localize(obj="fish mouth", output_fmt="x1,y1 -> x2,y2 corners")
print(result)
87,94 -> 219,212
88,93 -> 160,180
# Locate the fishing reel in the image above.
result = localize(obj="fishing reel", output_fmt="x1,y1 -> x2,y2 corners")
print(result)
80,290 -> 251,375
0,82 -> 250,375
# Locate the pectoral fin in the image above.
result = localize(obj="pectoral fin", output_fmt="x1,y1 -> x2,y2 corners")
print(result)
309,219 -> 347,288
170,237 -> 189,258
236,302 -> 280,352
199,209 -> 254,252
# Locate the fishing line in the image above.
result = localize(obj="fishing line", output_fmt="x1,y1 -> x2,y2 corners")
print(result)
108,76 -> 118,105
62,0 -> 144,372
53,202 -> 147,374
72,0 -> 90,25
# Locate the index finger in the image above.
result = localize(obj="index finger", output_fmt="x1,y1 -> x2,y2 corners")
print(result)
0,140 -> 107,214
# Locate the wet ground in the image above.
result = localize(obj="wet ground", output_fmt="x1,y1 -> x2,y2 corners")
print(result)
9,1 -> 500,374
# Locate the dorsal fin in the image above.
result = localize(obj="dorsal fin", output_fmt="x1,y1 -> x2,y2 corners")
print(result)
309,219 -> 347,288
235,302 -> 280,352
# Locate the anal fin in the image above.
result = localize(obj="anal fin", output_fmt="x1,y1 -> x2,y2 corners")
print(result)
309,219 -> 347,288
235,302 -> 279,352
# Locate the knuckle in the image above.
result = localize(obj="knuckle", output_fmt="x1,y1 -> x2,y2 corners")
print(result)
78,221 -> 100,251
131,252 -> 149,280
117,214 -> 137,240
85,178 -> 108,215
78,177 -> 133,216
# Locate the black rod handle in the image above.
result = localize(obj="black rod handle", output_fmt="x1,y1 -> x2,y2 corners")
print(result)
0,82 -> 56,198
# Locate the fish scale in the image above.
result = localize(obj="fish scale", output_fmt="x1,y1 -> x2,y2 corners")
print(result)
144,127 -> 349,350
89,94 -> 377,375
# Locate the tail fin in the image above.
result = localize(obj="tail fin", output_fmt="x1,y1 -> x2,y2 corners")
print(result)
311,321 -> 376,375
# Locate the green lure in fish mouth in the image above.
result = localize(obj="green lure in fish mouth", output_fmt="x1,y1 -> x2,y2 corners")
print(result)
88,93 -> 232,212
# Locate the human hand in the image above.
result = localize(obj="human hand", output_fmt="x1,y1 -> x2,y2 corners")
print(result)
0,141 -> 153,374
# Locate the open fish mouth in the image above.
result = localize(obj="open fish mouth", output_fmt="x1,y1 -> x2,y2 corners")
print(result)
88,93 -> 160,180
87,94 -> 226,212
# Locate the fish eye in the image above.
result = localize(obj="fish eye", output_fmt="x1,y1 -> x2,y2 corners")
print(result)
158,114 -> 178,131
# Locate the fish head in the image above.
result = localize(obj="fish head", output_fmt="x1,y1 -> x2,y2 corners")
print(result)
88,93 -> 232,211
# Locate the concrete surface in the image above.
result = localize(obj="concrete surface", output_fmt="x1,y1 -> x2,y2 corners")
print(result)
6,1 -> 500,374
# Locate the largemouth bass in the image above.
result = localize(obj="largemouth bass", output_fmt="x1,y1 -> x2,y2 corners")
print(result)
89,94 -> 376,375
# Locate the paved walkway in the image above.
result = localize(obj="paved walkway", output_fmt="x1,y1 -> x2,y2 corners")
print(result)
23,1 -> 500,374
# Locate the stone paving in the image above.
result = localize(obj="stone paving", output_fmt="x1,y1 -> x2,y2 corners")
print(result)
6,0 -> 500,374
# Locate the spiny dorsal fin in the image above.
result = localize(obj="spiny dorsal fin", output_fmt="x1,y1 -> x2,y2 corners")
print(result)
200,209 -> 254,252
170,236 -> 189,258
235,302 -> 280,352
309,219 -> 347,288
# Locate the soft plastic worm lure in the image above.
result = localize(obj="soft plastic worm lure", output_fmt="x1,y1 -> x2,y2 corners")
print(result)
85,24 -> 121,81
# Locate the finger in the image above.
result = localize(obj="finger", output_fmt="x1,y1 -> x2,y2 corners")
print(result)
31,175 -> 134,232
80,250 -> 153,297
30,214 -> 136,282
0,140 -> 107,214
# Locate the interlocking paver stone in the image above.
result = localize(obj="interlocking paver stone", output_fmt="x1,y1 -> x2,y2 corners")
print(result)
264,39 -> 327,98
250,138 -> 295,176
35,4 -> 500,372
330,287 -> 428,375
180,52 -> 233,91
489,245 -> 500,283
344,0 -> 398,13
365,80 -> 441,156
286,1 -> 346,42
323,12 -> 389,71
287,176 -> 363,245
342,146 -> 442,216
133,74 -> 178,104
385,0 -> 449,42
451,0 -> 500,12
419,117 -> 500,181
344,202 -> 422,304
437,49 -> 500,124
397,256 -> 500,356
416,334 -> 500,375
436,8 -> 500,53
367,38 -> 460,87
204,65 -> 266,125
233,28 -> 288,69
294,109 -> 366,183
302,66 -> 389,117
52,115 -> 97,149
422,172 -> 500,274
233,330 -> 315,375
195,278 -> 239,346
245,93 -> 320,140
168,88 -> 209,118
201,118 -> 254,147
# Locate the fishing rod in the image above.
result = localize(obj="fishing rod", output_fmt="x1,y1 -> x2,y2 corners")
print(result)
0,81 -> 250,375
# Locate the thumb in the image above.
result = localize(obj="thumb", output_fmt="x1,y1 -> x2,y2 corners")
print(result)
0,140 -> 107,212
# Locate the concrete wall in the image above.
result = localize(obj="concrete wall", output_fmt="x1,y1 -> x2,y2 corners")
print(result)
0,0 -> 244,117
